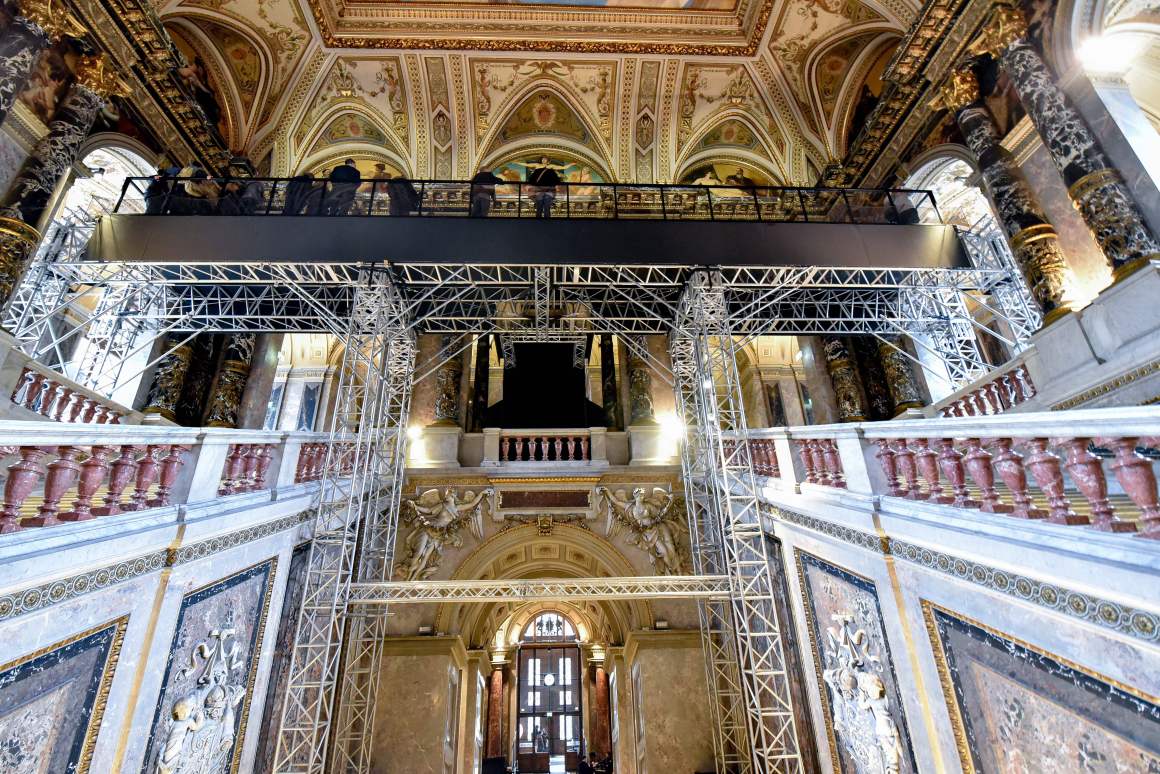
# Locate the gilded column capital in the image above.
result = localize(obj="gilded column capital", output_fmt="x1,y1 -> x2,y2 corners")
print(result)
969,4 -> 1028,59
19,0 -> 83,39
930,67 -> 980,113
73,55 -> 131,100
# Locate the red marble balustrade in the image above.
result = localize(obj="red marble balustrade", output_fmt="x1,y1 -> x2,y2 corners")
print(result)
9,365 -> 129,424
499,432 -> 590,463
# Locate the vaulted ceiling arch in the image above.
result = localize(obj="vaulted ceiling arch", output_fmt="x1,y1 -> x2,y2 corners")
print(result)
674,110 -> 788,182
806,29 -> 901,154
164,18 -> 248,151
476,79 -> 614,172
294,103 -> 411,172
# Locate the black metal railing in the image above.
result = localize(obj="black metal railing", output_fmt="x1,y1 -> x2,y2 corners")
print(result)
116,176 -> 942,225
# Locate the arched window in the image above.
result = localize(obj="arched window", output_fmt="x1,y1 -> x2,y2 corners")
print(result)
522,611 -> 577,643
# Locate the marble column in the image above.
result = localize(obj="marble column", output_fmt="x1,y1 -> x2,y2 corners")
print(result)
141,336 -> 193,421
469,333 -> 490,432
431,334 -> 464,426
484,652 -> 508,760
600,334 -> 621,430
877,336 -> 925,414
822,336 -> 868,422
936,66 -> 1072,324
204,333 -> 255,428
0,0 -> 70,128
975,6 -> 1160,280
591,657 -> 611,758
626,337 -> 656,425
0,54 -> 124,310
236,333 -> 283,429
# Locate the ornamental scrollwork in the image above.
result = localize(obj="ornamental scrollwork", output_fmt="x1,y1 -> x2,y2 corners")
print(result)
597,485 -> 688,575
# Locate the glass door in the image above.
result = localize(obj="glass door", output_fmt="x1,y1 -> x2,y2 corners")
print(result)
517,644 -> 582,770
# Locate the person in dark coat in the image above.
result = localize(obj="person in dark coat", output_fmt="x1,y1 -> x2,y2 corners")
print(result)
387,174 -> 420,217
528,160 -> 560,219
324,159 -> 361,215
143,167 -> 174,214
579,752 -> 597,774
469,167 -> 503,217
282,173 -> 315,215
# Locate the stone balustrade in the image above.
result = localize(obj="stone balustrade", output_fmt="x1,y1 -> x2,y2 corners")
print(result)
6,362 -> 140,424
0,423 -> 342,534
723,439 -> 780,477
480,428 -> 609,467
931,360 -> 1037,418
747,406 -> 1160,538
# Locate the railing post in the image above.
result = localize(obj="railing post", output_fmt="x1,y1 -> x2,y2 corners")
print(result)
273,432 -> 303,489
481,427 -> 501,466
588,427 -> 607,464
168,431 -> 230,507
833,428 -> 882,495
773,430 -> 805,488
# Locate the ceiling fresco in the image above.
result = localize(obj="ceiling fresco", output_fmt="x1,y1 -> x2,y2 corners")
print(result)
147,0 -> 919,182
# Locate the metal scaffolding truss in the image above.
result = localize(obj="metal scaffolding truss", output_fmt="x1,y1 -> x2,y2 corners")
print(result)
672,271 -> 803,774
345,575 -> 731,605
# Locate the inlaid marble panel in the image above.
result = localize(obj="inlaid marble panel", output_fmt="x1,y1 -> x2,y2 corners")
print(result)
795,550 -> 916,774
253,543 -> 311,774
0,129 -> 27,192
0,617 -> 127,774
924,602 -> 1160,773
140,559 -> 277,774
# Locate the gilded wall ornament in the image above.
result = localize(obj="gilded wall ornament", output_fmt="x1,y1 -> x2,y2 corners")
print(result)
597,486 -> 688,575
398,488 -> 493,580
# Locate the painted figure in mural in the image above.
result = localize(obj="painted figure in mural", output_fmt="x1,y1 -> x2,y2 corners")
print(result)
398,488 -> 493,580
820,615 -> 905,774
175,55 -> 221,129
157,628 -> 247,774
598,486 -> 685,575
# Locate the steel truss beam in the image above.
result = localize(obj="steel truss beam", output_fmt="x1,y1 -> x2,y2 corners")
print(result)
673,270 -> 803,774
345,575 -> 731,605
273,267 -> 415,774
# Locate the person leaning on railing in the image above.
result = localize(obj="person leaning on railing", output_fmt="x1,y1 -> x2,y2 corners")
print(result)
469,167 -> 503,217
169,166 -> 218,215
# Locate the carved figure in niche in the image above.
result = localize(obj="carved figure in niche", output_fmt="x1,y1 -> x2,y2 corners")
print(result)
821,614 -> 904,774
157,628 -> 246,774
598,486 -> 687,575
398,488 -> 493,580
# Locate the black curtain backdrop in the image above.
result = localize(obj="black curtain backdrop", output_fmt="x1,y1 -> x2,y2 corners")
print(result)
484,343 -> 605,428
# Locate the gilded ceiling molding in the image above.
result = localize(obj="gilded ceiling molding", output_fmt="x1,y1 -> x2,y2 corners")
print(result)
750,54 -> 828,178
673,110 -> 787,182
618,57 -> 638,181
657,59 -> 680,182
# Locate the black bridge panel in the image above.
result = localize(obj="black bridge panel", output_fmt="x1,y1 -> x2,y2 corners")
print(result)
88,215 -> 969,268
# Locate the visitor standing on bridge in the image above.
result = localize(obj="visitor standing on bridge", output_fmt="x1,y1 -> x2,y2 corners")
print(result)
325,159 -> 361,215
528,159 -> 561,218
470,167 -> 503,217
387,173 -> 420,216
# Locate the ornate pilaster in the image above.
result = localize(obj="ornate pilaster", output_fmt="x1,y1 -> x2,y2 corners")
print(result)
822,336 -> 868,422
432,334 -> 464,426
142,336 -> 194,421
0,55 -> 126,310
0,0 -> 75,128
204,333 -> 255,428
484,649 -> 509,760
627,337 -> 656,425
589,646 -> 611,758
877,337 -> 925,414
973,6 -> 1160,280
934,67 -> 1071,324
600,334 -> 621,429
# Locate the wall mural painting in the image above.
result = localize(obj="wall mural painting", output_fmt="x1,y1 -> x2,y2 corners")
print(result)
253,543 -> 311,774
397,0 -> 737,7
924,602 -> 1160,773
0,617 -> 127,774
492,156 -> 605,189
19,42 -> 78,125
141,559 -> 277,774
678,163 -> 773,190
795,550 -> 917,774
167,25 -> 229,142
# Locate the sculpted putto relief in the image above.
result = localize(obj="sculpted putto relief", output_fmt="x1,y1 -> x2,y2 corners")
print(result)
597,485 -> 688,575
397,488 -> 494,580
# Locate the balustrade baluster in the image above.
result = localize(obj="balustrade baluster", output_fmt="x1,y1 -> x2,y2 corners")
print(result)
81,399 -> 99,423
23,446 -> 84,527
43,384 -> 66,418
810,440 -> 832,486
874,440 -> 903,496
68,396 -> 88,423
1058,438 -> 1134,532
10,368 -> 36,407
95,406 -> 113,424
798,440 -> 818,484
151,445 -> 188,507
255,445 -> 275,489
242,445 -> 263,492
768,441 -> 780,477
95,445 -> 141,516
25,373 -> 49,414
129,445 -> 164,511
1017,365 -> 1037,398
61,445 -> 115,521
294,444 -> 309,482
822,440 -> 845,488
0,447 -> 48,532
554,436 -> 562,461
219,444 -> 247,495
892,439 -> 920,498
912,438 -> 943,502
50,386 -> 72,420
989,438 -> 1041,518
1023,438 -> 1085,525
582,436 -> 590,460
937,439 -> 977,508
962,438 -> 1007,512
969,391 -> 988,417
1099,437 -> 1160,537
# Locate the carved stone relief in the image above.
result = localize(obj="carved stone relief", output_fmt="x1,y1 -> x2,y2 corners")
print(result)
397,488 -> 493,580
596,485 -> 688,575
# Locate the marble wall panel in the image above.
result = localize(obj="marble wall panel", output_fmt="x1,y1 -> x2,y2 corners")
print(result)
795,549 -> 917,774
252,542 -> 311,774
0,127 -> 29,193
0,617 -> 126,774
139,559 -> 277,774
925,602 -> 1160,773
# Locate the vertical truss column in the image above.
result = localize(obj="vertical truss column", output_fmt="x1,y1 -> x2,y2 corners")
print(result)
274,267 -> 416,774
673,270 -> 803,774
669,332 -> 753,774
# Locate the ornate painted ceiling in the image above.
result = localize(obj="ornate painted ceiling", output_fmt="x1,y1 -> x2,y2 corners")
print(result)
151,0 -> 919,182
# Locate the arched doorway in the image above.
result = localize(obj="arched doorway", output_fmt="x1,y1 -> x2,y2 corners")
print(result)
516,611 -> 583,773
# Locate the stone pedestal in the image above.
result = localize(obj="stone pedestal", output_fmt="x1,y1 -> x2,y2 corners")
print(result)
1077,261 -> 1160,358
628,423 -> 673,466
411,425 -> 462,468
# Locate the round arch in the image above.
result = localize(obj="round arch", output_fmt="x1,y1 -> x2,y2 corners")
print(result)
674,110 -> 787,184
480,140 -> 615,186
